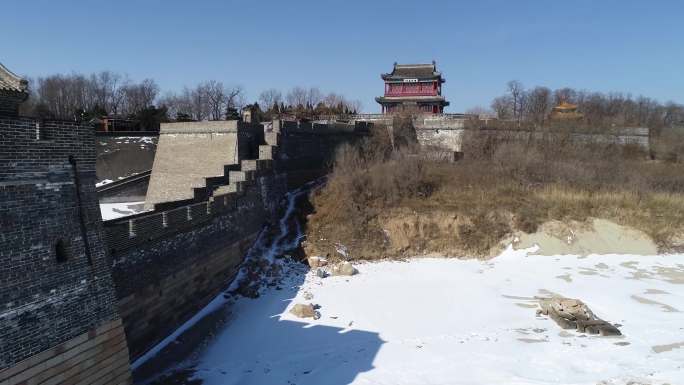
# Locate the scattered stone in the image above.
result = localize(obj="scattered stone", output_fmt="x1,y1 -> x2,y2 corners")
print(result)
315,268 -> 328,278
303,292 -> 313,300
536,296 -> 621,336
331,261 -> 357,276
290,303 -> 317,318
307,256 -> 328,269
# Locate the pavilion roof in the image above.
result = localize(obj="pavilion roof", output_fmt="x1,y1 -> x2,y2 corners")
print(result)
382,62 -> 443,81
0,62 -> 28,93
552,101 -> 579,111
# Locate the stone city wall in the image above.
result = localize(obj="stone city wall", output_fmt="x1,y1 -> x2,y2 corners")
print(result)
276,119 -> 370,187
350,113 -> 650,154
0,90 -> 26,116
104,119 -> 364,361
0,117 -> 131,384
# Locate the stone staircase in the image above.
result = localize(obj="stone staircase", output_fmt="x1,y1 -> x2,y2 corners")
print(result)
209,128 -> 279,198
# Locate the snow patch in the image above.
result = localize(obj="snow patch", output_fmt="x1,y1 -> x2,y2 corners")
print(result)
99,201 -> 146,220
95,179 -> 113,187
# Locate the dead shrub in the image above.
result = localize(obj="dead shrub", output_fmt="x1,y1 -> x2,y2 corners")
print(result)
652,126 -> 684,163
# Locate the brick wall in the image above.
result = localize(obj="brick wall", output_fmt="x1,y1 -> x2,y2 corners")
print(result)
0,90 -> 25,116
0,319 -> 131,385
0,117 -> 131,382
275,119 -> 368,187
107,173 -> 286,359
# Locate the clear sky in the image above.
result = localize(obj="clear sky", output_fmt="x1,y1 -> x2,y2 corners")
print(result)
2,0 -> 683,112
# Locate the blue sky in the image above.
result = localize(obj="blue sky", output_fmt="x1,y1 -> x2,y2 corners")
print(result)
2,0 -> 683,112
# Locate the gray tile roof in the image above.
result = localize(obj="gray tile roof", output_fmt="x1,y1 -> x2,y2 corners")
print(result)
393,64 -> 437,77
382,62 -> 442,80
0,62 -> 28,93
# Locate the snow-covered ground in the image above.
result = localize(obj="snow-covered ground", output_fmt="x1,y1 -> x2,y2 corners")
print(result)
99,201 -> 146,220
147,246 -> 684,385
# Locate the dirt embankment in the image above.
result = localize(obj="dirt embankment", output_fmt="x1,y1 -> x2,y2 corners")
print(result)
302,123 -> 684,261
304,205 -> 667,261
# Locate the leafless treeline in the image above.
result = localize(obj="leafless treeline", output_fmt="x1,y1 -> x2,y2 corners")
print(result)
484,80 -> 684,130
258,87 -> 362,117
21,71 -> 160,120
21,70 -> 247,122
20,71 -> 361,122
159,81 -> 245,121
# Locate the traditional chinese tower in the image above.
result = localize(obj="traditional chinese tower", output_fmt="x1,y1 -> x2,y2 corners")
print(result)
376,61 -> 449,114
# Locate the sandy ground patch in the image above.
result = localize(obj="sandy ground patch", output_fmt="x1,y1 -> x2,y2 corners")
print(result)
511,218 -> 659,256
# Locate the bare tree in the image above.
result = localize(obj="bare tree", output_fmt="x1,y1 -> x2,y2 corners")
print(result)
89,71 -> 129,115
259,88 -> 283,110
202,80 -> 227,120
348,99 -> 363,114
159,81 -> 243,121
306,87 -> 323,107
526,86 -> 551,127
286,87 -> 308,108
491,96 -> 512,119
507,80 -> 524,123
121,78 -> 159,116
553,87 -> 576,105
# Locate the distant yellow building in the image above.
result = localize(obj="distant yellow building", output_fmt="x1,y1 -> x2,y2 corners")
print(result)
550,101 -> 584,120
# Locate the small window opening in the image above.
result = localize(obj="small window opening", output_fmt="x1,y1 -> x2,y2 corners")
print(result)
55,239 -> 69,263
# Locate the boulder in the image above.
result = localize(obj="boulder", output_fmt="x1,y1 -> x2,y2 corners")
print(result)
537,296 -> 621,336
290,303 -> 316,318
315,268 -> 328,278
331,261 -> 357,276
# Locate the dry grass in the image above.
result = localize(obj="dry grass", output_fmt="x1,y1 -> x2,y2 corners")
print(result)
304,125 -> 684,260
